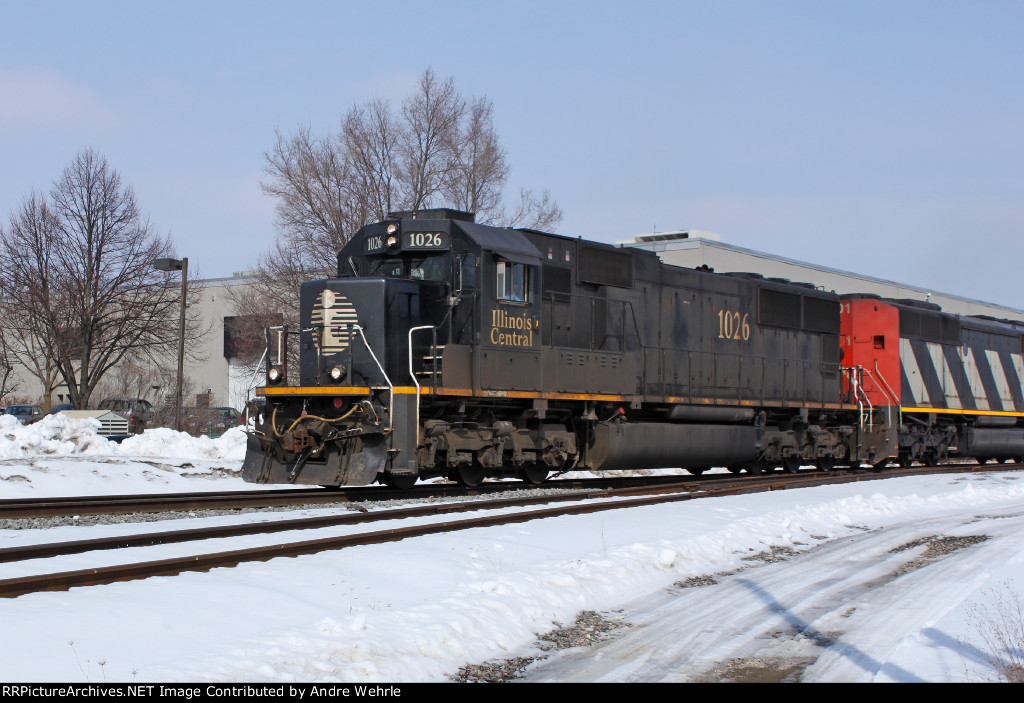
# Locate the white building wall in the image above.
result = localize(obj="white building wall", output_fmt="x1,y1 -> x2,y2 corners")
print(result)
7,273 -> 259,411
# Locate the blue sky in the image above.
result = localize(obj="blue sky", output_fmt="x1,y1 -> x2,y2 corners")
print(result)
2,0 -> 1022,306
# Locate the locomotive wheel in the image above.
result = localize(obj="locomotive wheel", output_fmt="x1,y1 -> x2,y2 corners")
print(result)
452,461 -> 487,487
382,472 -> 418,490
727,466 -> 744,474
976,457 -> 991,465
780,458 -> 800,474
744,460 -> 767,476
871,458 -> 890,472
898,452 -> 912,468
686,467 -> 706,476
815,457 -> 835,472
518,463 -> 549,485
923,449 -> 939,467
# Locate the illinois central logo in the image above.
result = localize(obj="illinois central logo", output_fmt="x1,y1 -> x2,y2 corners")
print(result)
311,289 -> 358,353
490,308 -> 538,348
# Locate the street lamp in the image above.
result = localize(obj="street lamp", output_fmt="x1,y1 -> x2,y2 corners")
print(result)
153,257 -> 187,431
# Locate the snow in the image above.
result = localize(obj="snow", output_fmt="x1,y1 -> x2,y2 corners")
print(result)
1,415 -> 1023,682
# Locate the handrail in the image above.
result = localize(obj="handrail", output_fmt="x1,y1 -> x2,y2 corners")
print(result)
873,360 -> 902,429
408,325 -> 436,435
266,325 -> 287,367
859,369 -> 890,429
244,347 -> 268,406
841,365 -> 873,431
353,324 -> 394,433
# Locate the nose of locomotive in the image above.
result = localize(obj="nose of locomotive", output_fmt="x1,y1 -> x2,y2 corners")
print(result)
300,278 -> 388,386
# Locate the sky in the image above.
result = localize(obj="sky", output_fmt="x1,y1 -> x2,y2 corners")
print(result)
2,1 -> 1023,306
1,413 -> 1023,682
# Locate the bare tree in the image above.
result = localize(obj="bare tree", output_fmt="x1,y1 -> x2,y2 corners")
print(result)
262,127 -> 353,261
499,187 -> 564,231
341,99 -> 402,222
442,96 -> 510,223
260,68 -> 562,255
0,149 -> 204,409
0,190 -> 66,408
251,68 -> 563,339
0,328 -> 24,406
398,68 -> 464,211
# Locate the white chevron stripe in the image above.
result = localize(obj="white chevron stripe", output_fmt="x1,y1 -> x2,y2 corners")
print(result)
927,342 -> 960,409
967,348 -> 990,411
986,349 -> 1013,408
1014,354 -> 1024,402
900,338 -> 927,405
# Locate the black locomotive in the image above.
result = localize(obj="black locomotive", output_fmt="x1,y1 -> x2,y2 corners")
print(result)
241,209 -> 901,488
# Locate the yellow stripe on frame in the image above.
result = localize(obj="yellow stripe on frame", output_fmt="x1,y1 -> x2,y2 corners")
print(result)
902,406 -> 1024,418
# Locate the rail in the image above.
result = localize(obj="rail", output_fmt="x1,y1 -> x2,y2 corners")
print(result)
840,363 -> 900,431
408,324 -> 437,434
873,360 -> 902,428
352,324 -> 394,433
841,366 -> 876,430
265,321 -> 396,433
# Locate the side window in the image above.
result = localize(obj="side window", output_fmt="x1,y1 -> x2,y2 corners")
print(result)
496,261 -> 530,303
457,253 -> 478,291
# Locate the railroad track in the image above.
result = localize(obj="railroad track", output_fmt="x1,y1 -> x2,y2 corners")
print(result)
0,475 -> 697,520
3,461 -> 1014,521
1,462 -> 1019,599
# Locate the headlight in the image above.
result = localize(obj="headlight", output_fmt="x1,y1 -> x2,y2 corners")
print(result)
267,366 -> 284,384
386,223 -> 398,235
329,365 -> 346,382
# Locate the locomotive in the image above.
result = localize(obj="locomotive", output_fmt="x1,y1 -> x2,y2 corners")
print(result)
241,209 -> 1023,488
842,295 -> 1024,467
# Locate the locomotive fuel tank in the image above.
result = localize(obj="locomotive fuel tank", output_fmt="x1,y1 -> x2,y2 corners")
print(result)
587,422 -> 762,471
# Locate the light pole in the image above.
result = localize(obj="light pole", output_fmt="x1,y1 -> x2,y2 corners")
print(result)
153,257 -> 187,431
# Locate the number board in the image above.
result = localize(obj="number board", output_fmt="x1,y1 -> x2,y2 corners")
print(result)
717,308 -> 751,342
404,231 -> 449,250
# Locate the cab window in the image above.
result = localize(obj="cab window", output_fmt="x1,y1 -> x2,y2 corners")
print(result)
497,261 -> 529,302
369,258 -> 404,278
368,255 -> 447,281
409,255 -> 447,281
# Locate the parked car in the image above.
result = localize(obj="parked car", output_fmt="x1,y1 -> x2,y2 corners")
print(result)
183,406 -> 242,437
96,398 -> 155,435
6,404 -> 44,424
47,403 -> 76,415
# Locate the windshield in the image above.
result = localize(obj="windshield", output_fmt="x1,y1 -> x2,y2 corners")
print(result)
367,254 -> 447,282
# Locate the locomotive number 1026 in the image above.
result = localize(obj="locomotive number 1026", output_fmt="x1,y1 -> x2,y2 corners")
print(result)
718,309 -> 751,341
405,232 -> 448,249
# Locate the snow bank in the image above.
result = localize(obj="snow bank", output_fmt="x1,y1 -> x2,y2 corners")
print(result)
0,413 -> 246,462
